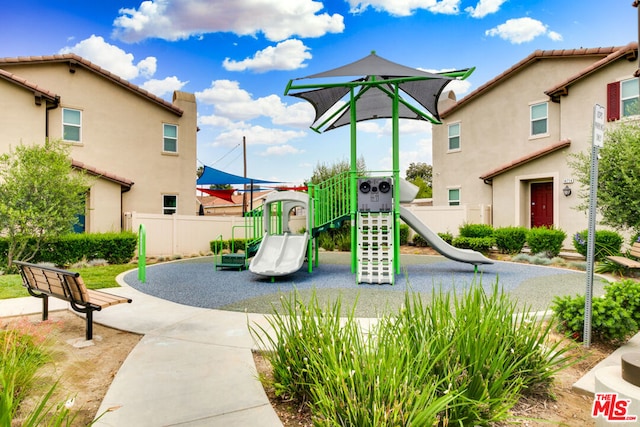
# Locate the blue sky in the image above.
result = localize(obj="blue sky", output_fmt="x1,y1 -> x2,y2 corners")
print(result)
2,0 -> 637,185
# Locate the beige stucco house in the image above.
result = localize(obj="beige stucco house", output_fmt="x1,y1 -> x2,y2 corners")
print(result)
0,54 -> 198,233
432,42 -> 639,245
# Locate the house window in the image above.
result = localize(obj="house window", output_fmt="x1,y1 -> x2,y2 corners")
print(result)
621,78 -> 639,117
607,78 -> 639,121
63,108 -> 82,142
163,195 -> 177,215
448,123 -> 460,151
448,188 -> 460,206
530,102 -> 548,136
163,124 -> 178,153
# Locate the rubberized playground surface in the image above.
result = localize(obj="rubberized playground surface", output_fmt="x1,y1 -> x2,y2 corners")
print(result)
123,252 -> 608,317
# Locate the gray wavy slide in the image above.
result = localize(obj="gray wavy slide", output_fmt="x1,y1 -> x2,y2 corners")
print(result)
399,206 -> 493,266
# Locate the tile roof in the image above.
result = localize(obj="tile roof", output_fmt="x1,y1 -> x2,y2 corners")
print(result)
72,159 -> 134,190
545,42 -> 638,101
0,68 -> 59,104
441,44 -> 632,118
0,54 -> 183,116
479,139 -> 571,181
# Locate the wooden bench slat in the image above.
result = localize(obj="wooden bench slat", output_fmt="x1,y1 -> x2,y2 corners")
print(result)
606,256 -> 640,269
86,289 -> 132,308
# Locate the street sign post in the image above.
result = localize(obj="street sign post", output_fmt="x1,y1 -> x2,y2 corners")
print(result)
583,104 -> 605,348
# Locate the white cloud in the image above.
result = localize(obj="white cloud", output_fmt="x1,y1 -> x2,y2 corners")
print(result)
59,35 -> 158,80
262,144 -> 303,155
485,17 -> 562,44
347,0 -> 460,17
196,79 -> 313,125
113,0 -> 344,43
464,0 -> 507,18
213,125 -> 306,147
223,39 -> 312,73
141,76 -> 188,97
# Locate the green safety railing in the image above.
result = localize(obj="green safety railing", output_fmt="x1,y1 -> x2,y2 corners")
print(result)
308,171 -> 352,232
244,206 -> 264,255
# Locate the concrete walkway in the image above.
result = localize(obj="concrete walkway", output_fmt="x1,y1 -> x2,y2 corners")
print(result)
0,262 -> 637,426
0,279 -> 284,426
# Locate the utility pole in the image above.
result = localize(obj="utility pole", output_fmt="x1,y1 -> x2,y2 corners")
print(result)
242,136 -> 247,216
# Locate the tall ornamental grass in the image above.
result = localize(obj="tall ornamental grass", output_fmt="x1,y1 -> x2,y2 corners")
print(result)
251,282 -> 575,426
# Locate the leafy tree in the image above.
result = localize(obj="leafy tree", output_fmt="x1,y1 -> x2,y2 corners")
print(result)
405,161 -> 432,185
309,156 -> 367,184
569,122 -> 640,234
405,162 -> 432,198
0,139 -> 89,269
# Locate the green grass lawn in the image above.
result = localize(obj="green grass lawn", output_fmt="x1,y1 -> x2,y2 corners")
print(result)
0,264 -> 135,300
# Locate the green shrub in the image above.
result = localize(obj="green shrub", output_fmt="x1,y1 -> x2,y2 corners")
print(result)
572,229 -> 623,261
438,232 -> 453,245
4,232 -> 137,267
552,281 -> 640,345
605,280 -> 640,324
452,236 -> 495,253
228,238 -> 247,253
494,226 -> 527,254
252,284 -> 573,426
210,239 -> 227,254
318,232 -> 335,251
459,223 -> 494,238
413,234 -> 428,247
399,224 -> 409,245
526,227 -> 566,258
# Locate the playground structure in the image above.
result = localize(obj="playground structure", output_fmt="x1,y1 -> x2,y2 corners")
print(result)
216,52 -> 493,283
245,175 -> 492,283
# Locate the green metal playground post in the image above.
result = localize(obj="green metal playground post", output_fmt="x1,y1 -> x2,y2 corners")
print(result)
138,224 -> 146,283
392,83 -> 401,274
349,87 -> 358,273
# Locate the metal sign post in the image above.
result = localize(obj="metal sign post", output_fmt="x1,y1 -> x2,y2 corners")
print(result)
583,104 -> 605,348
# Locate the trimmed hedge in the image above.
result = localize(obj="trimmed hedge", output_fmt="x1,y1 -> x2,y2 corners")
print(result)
494,226 -> 527,254
452,236 -> 495,254
459,223 -> 494,238
1,232 -> 137,267
526,227 -> 566,258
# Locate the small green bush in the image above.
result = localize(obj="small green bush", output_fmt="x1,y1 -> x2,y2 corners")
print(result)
605,280 -> 640,325
413,234 -> 428,247
552,279 -> 640,344
228,238 -> 247,253
526,227 -> 566,258
459,223 -> 494,238
452,236 -> 495,253
438,232 -> 453,245
572,229 -> 623,261
318,232 -> 335,251
210,239 -> 227,254
494,226 -> 527,254
399,224 -> 409,245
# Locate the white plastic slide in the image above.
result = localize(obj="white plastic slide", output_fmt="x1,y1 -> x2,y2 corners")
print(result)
399,206 -> 493,266
249,232 -> 310,277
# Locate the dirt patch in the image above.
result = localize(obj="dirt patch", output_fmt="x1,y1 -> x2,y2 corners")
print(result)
252,334 -> 615,426
1,310 -> 141,426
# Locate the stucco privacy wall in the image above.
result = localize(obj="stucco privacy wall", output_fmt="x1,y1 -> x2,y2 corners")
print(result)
125,206 -> 486,257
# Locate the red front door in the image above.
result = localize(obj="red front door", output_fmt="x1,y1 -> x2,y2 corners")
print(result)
531,182 -> 553,228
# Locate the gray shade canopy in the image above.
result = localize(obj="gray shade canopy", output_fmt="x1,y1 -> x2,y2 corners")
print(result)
287,52 -> 472,130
